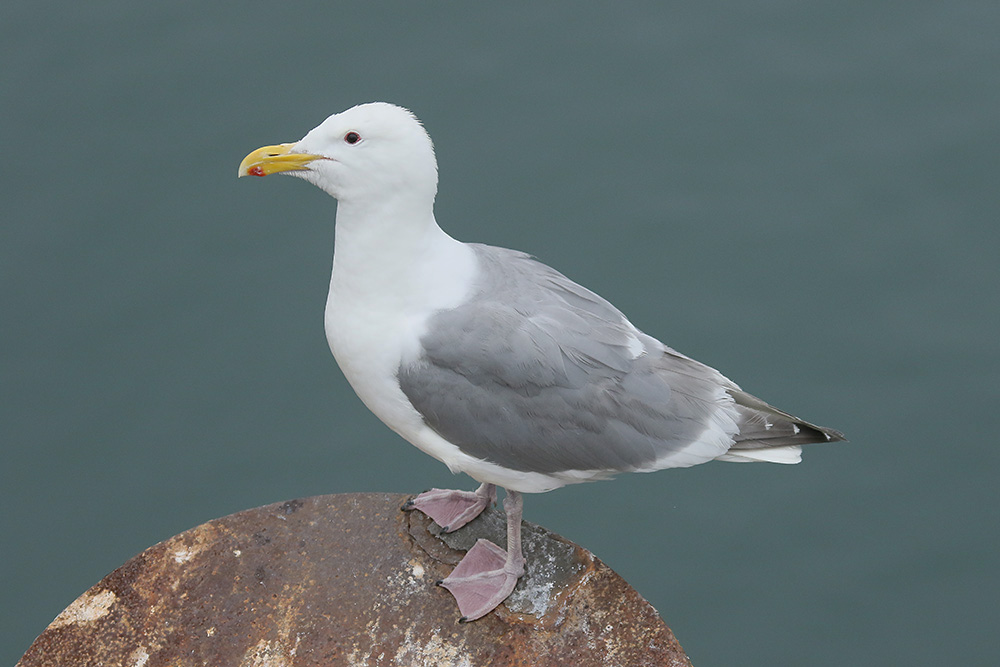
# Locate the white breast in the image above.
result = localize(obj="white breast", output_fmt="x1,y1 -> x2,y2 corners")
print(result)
323,217 -> 479,462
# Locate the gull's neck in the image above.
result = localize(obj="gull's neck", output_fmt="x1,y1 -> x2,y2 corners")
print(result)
327,194 -> 476,317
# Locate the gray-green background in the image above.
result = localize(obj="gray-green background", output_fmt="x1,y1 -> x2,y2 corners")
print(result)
3,2 -> 997,665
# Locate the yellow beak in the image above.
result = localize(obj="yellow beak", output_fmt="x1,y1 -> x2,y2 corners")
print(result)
238,143 -> 324,178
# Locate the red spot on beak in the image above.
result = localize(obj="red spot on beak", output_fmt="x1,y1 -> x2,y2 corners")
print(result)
248,165 -> 265,177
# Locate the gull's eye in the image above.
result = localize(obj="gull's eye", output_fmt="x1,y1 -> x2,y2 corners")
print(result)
344,131 -> 361,145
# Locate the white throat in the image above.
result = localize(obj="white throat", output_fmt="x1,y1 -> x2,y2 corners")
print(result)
328,196 -> 475,318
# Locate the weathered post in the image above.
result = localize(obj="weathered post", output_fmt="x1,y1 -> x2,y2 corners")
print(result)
18,493 -> 691,666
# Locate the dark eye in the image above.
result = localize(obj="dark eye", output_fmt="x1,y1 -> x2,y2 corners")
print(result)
344,131 -> 361,145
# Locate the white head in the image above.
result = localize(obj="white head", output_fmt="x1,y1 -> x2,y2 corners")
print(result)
239,102 -> 438,208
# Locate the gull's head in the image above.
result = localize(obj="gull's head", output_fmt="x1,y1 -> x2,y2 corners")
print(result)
239,102 -> 438,204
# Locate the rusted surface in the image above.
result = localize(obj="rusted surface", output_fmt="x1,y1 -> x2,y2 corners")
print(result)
18,493 -> 692,666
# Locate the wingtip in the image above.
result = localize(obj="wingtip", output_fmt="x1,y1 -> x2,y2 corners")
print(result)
823,428 -> 848,442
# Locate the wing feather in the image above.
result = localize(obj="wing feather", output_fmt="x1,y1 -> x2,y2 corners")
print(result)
398,244 -> 843,475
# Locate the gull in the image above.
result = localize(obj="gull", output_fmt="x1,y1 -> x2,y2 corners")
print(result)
238,102 -> 844,622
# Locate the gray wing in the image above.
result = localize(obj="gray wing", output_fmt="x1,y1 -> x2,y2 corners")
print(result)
398,245 -> 841,475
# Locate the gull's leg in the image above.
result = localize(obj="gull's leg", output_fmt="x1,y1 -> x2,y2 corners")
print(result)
438,490 -> 527,622
402,482 -> 496,533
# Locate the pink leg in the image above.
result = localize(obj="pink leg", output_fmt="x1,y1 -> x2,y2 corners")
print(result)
402,483 -> 496,532
437,490 -> 526,622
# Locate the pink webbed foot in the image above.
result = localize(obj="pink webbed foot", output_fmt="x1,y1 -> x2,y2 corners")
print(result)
437,538 -> 526,622
402,483 -> 496,532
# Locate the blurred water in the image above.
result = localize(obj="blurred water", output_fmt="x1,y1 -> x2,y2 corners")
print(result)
2,2 -> 998,665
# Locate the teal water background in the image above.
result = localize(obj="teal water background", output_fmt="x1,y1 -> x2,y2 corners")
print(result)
2,2 -> 998,664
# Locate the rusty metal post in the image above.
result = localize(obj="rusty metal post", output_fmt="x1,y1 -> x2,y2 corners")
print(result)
18,493 -> 692,666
